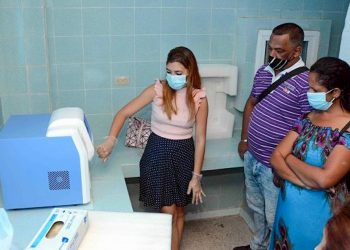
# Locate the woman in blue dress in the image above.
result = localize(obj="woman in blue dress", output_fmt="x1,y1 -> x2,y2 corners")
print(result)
269,57 -> 350,250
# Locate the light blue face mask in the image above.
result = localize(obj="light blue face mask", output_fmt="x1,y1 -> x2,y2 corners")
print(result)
166,73 -> 187,90
307,89 -> 335,111
0,208 -> 13,250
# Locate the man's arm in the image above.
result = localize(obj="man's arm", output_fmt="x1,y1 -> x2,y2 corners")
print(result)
238,96 -> 256,159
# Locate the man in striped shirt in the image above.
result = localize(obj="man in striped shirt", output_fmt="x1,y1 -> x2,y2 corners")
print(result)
235,23 -> 312,250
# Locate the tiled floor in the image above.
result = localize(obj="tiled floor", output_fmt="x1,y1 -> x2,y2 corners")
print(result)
126,169 -> 246,218
182,215 -> 252,250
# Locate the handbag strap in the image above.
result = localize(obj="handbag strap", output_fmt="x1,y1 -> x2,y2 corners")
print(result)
256,66 -> 309,104
340,121 -> 350,135
339,120 -> 350,193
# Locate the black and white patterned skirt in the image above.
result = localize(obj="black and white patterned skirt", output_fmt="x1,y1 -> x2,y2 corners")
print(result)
139,132 -> 194,209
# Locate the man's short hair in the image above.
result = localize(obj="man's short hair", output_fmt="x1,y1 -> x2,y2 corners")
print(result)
272,23 -> 304,47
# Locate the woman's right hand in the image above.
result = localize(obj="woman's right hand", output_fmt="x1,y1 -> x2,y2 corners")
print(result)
96,136 -> 117,162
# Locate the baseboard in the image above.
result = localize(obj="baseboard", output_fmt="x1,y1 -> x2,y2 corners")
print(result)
185,208 -> 241,221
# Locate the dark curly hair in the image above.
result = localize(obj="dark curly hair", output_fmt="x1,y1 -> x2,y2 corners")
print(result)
324,199 -> 350,250
310,57 -> 350,112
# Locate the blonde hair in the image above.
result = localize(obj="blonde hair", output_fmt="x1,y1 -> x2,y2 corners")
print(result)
162,46 -> 201,120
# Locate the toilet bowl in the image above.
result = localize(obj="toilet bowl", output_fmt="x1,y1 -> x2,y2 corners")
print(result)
198,64 -> 238,140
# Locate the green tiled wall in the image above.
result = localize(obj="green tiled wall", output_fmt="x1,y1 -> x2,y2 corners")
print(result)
0,0 -> 349,140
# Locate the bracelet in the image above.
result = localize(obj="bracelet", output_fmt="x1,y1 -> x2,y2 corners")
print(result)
241,139 -> 248,143
192,171 -> 203,180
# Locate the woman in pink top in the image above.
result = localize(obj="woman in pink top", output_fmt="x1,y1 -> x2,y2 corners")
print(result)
97,46 -> 208,250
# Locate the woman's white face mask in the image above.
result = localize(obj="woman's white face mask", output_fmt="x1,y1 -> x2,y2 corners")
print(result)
166,74 -> 187,90
307,89 -> 336,111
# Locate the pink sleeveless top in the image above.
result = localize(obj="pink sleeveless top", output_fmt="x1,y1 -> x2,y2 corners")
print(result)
151,80 -> 206,140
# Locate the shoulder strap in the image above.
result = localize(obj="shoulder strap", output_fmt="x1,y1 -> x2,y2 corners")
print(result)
339,120 -> 350,192
256,66 -> 308,104
340,121 -> 350,134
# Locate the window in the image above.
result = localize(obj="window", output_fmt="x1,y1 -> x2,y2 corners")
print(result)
255,30 -> 320,72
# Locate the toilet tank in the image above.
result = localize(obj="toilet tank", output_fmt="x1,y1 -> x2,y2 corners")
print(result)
198,64 -> 238,140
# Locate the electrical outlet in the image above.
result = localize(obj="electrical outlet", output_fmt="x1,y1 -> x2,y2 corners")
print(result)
114,76 -> 129,85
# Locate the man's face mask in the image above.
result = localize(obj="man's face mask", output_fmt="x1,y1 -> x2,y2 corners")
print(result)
307,89 -> 336,111
166,73 -> 187,90
268,56 -> 289,71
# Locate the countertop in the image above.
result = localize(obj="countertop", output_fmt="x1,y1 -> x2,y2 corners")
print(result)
1,135 -> 242,249
1,154 -> 137,249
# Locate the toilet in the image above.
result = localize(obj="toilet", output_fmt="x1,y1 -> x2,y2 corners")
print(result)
198,64 -> 238,140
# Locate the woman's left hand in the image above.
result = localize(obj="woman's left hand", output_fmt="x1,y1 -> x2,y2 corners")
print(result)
187,173 -> 206,205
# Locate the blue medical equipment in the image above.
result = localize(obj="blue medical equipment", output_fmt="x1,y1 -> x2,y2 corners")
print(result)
0,208 -> 13,249
0,107 -> 94,209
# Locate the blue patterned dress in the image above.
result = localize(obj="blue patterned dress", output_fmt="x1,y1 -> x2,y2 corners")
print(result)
270,115 -> 350,250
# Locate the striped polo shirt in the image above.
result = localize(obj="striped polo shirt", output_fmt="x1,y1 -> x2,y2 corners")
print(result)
248,59 -> 311,167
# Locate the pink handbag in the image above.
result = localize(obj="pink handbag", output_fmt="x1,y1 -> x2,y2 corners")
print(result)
125,117 -> 151,149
